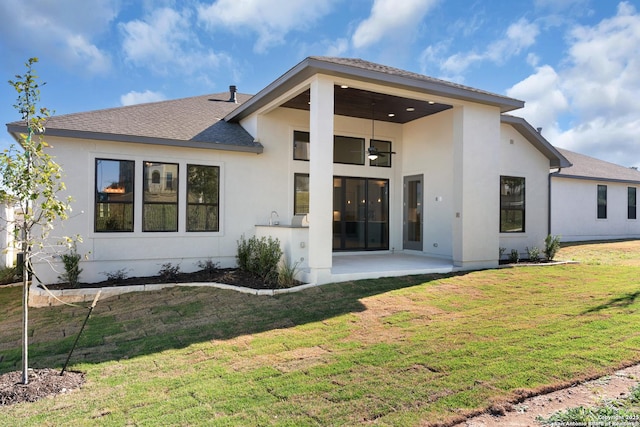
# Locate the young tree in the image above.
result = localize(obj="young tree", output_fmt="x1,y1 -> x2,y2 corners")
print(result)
1,58 -> 72,384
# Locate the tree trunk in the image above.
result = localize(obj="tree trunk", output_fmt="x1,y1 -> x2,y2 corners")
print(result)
21,228 -> 29,385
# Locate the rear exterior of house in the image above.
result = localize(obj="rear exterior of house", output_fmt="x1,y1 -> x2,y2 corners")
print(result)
551,148 -> 640,242
6,57 -> 568,285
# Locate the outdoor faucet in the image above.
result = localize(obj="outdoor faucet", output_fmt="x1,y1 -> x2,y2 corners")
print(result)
270,210 -> 279,226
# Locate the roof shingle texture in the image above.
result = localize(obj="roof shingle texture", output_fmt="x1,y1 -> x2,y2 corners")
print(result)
554,148 -> 640,183
310,56 -> 521,103
9,92 -> 258,147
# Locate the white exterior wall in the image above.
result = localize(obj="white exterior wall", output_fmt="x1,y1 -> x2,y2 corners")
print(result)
452,104 -> 501,269
1,203 -> 17,268
402,110 -> 454,259
499,124 -> 552,258
551,177 -> 640,241
33,133 -> 289,284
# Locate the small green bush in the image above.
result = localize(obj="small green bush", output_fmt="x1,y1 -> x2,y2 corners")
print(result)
0,265 -> 19,285
499,247 -> 506,260
58,246 -> 83,287
509,249 -> 520,263
159,263 -> 181,282
237,235 -> 282,284
278,260 -> 299,288
526,246 -> 541,263
196,259 -> 219,277
101,268 -> 130,284
544,234 -> 561,261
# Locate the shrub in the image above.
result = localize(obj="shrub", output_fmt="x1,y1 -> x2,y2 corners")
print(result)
0,265 -> 19,285
499,247 -> 506,260
237,235 -> 282,283
159,263 -> 181,282
509,249 -> 520,263
101,268 -> 130,284
196,259 -> 219,277
278,260 -> 300,288
526,246 -> 541,263
58,246 -> 83,287
544,234 -> 561,261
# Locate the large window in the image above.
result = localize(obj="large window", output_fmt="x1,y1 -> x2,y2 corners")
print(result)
293,130 -> 310,161
629,187 -> 637,220
333,177 -> 389,250
597,185 -> 607,219
334,135 -> 365,165
143,162 -> 179,232
294,173 -> 309,215
369,139 -> 392,167
187,165 -> 220,232
500,176 -> 525,233
95,159 -> 134,232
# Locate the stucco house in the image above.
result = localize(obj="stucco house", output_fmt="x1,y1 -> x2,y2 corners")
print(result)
6,57 -> 570,285
550,148 -> 640,242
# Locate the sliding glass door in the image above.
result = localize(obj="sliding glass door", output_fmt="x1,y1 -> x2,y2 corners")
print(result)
333,177 -> 389,251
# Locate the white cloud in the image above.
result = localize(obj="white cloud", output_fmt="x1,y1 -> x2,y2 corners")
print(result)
508,2 -> 640,168
0,0 -> 115,74
439,18 -> 539,74
120,90 -> 166,106
507,65 -> 569,142
120,7 -> 229,76
352,0 -> 439,49
197,0 -> 336,53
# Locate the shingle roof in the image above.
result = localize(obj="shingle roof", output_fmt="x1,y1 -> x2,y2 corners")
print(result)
6,92 -> 262,153
311,57 -> 522,105
553,148 -> 640,183
226,56 -> 524,122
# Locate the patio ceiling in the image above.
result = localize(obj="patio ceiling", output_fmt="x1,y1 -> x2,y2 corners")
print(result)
281,86 -> 453,124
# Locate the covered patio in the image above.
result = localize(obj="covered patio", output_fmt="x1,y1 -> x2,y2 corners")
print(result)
312,252 -> 456,284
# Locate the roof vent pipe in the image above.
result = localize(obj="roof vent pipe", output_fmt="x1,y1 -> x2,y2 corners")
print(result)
536,127 -> 543,134
229,85 -> 237,103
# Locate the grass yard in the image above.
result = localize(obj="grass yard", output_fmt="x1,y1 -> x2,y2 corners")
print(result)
0,241 -> 639,426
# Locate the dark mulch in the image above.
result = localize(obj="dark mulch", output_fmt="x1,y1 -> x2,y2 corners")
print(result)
44,268 -> 297,291
0,368 -> 85,406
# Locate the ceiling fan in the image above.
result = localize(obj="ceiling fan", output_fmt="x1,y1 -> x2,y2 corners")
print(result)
367,146 -> 396,160
367,100 -> 396,161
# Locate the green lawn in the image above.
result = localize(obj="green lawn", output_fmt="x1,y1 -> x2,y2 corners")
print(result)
0,241 -> 639,426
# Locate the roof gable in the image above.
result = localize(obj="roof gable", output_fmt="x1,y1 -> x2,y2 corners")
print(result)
501,115 -> 571,169
226,56 -> 525,123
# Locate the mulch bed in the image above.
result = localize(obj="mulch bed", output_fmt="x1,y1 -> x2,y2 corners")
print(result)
44,268 -> 295,291
0,368 -> 85,406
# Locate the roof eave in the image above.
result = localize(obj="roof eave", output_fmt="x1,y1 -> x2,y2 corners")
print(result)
550,173 -> 640,185
226,57 -> 524,122
501,115 -> 572,169
6,124 -> 264,154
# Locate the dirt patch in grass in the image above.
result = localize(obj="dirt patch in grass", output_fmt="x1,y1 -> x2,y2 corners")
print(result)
0,368 -> 84,406
455,363 -> 640,426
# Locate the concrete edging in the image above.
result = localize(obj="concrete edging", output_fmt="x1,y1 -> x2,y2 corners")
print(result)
28,280 -> 320,307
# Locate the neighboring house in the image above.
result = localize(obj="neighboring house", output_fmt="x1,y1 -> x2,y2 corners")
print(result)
550,148 -> 640,242
0,201 -> 17,268
6,56 -> 569,285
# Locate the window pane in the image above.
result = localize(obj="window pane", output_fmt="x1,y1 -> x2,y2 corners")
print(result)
293,131 -> 310,161
187,165 -> 219,231
144,162 -> 178,231
597,185 -> 607,219
369,139 -> 392,167
95,159 -> 134,232
334,135 -> 364,165
629,187 -> 636,220
500,176 -> 525,232
294,174 -> 309,215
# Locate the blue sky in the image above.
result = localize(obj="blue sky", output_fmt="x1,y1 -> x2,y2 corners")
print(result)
1,0 -> 639,167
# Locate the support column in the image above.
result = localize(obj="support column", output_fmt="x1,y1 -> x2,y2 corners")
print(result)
452,105 -> 500,269
308,75 -> 334,284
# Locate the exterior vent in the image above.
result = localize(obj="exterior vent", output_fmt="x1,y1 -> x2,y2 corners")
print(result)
229,85 -> 237,103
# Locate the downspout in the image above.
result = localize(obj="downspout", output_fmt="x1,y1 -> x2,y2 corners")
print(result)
548,167 -> 561,236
